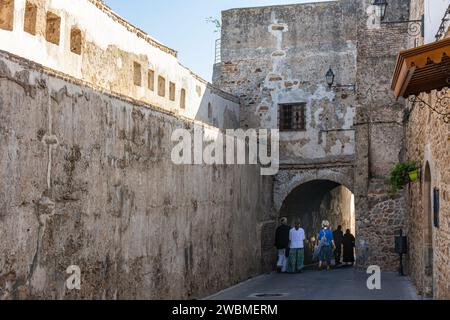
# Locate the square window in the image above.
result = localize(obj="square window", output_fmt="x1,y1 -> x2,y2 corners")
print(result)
279,103 -> 306,131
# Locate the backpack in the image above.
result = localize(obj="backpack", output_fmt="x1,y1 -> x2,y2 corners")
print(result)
319,229 -> 329,246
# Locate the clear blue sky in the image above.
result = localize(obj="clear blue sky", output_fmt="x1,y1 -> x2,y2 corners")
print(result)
105,0 -> 330,81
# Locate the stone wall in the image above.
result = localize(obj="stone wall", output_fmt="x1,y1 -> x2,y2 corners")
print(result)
353,0 -> 410,271
404,0 -> 450,300
405,100 -> 450,299
0,0 -> 240,128
0,52 -> 273,299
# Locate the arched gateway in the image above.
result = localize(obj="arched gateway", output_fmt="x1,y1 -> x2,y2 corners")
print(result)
274,167 -> 355,264
272,167 -> 355,265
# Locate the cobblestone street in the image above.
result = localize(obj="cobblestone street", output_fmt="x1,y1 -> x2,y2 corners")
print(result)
206,267 -> 419,300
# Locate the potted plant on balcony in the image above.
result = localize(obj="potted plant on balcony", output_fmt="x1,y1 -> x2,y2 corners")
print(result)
387,161 -> 419,194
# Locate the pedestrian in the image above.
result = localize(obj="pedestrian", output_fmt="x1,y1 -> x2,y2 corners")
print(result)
342,229 -> 356,266
274,217 -> 290,273
317,220 -> 335,271
287,219 -> 306,273
333,225 -> 344,266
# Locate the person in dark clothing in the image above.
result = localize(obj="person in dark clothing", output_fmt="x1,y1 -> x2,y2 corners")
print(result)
342,229 -> 356,266
274,217 -> 291,273
333,225 -> 344,266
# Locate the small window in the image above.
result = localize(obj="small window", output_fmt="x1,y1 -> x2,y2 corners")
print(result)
0,0 -> 14,31
208,103 -> 213,119
279,103 -> 306,131
148,69 -> 154,91
158,76 -> 166,97
169,82 -> 176,101
133,62 -> 142,86
24,2 -> 37,35
180,89 -> 186,109
70,27 -> 82,55
45,12 -> 61,45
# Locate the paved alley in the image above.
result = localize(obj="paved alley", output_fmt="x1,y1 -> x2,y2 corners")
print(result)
206,267 -> 419,300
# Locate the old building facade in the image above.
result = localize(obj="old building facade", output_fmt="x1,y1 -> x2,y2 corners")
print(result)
0,0 -> 449,300
214,0 -> 411,271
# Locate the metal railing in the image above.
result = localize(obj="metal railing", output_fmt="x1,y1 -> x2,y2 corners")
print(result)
435,4 -> 450,41
214,38 -> 221,64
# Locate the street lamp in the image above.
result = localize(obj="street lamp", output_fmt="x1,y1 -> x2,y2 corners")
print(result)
372,0 -> 424,37
325,67 -> 356,92
373,0 -> 388,21
326,68 -> 335,87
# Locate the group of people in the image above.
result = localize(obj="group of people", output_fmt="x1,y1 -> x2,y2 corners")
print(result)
274,218 -> 356,273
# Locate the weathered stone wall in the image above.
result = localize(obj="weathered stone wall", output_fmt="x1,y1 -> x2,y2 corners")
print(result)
404,0 -> 450,300
0,0 -> 239,128
214,0 -> 360,271
0,52 -> 273,299
353,0 -> 410,271
214,0 -> 358,165
405,95 -> 450,299
215,0 -> 412,272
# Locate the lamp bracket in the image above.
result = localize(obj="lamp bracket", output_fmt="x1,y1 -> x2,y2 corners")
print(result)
330,84 -> 356,93
381,15 -> 424,37
408,88 -> 450,123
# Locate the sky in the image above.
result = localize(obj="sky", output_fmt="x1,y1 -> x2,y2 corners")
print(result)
105,0 -> 331,81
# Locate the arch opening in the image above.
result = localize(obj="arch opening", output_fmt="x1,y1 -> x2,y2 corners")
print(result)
279,179 -> 355,265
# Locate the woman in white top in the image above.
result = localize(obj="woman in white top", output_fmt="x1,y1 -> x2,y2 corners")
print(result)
286,220 -> 306,273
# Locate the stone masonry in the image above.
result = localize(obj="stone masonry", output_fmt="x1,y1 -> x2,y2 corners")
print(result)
403,0 -> 450,299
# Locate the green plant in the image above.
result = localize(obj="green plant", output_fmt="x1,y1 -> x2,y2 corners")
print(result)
387,161 -> 418,194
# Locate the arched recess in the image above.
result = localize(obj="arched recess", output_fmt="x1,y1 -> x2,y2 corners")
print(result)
278,179 -> 355,265
274,168 -> 354,212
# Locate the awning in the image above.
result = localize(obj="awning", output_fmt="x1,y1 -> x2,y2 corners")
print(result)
391,37 -> 450,99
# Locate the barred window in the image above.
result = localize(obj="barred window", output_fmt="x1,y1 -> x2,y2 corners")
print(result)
279,103 -> 306,131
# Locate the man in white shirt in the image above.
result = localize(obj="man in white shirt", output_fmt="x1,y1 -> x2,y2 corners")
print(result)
286,220 -> 306,273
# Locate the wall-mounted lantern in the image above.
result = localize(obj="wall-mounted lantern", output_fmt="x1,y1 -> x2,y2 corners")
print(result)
325,67 -> 356,92
373,0 -> 388,21
326,68 -> 335,87
372,0 -> 424,37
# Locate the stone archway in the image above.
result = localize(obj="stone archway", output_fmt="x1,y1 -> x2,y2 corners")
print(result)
274,166 -> 354,212
274,167 -> 355,265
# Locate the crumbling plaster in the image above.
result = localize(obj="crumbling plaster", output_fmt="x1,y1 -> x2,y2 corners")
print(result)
0,0 -> 239,128
215,0 -> 358,165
